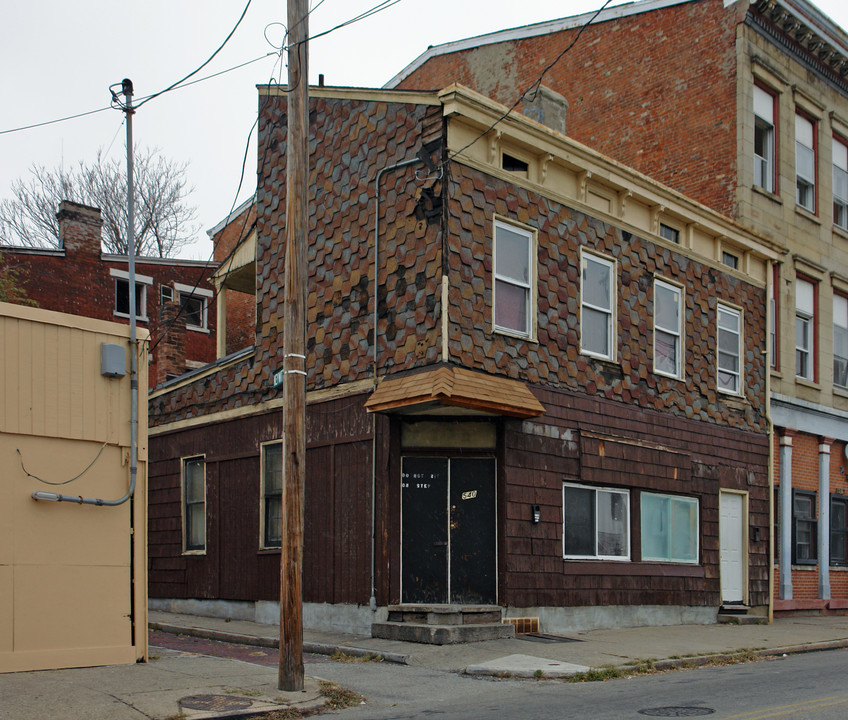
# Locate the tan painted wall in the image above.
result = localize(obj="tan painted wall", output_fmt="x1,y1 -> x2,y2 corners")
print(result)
0,302 -> 148,673
737,23 -> 848,409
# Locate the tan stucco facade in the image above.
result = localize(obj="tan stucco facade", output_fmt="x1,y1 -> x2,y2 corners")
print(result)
0,302 -> 148,673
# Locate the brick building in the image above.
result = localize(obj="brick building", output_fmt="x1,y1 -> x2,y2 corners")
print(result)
390,0 -> 848,615
207,196 -> 257,358
146,82 -> 778,636
1,201 -> 218,387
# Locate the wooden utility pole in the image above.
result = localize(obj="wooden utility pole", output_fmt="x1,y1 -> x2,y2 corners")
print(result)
279,0 -> 309,692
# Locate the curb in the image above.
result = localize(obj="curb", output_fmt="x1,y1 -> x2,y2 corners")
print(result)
149,622 -> 411,665
461,638 -> 848,680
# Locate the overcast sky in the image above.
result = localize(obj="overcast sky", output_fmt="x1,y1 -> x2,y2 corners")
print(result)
3,0 -> 848,260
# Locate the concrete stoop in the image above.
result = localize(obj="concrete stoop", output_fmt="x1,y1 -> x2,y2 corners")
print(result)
718,604 -> 765,625
372,604 -> 515,645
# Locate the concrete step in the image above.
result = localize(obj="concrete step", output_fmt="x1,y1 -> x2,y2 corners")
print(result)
371,621 -> 515,645
385,604 -> 502,626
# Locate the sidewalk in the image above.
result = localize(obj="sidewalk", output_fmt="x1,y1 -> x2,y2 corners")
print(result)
2,611 -> 848,720
149,609 -> 848,676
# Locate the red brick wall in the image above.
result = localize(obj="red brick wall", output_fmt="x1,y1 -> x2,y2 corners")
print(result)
397,0 -> 739,217
211,201 -> 257,355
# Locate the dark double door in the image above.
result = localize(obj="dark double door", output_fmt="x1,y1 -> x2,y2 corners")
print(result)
401,456 -> 496,605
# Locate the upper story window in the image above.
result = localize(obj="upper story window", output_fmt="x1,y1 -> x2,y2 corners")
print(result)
563,483 -> 630,561
111,269 -> 152,322
261,441 -> 282,549
717,304 -> 742,394
182,456 -> 206,553
174,283 -> 212,332
659,223 -> 679,244
493,219 -> 534,338
754,85 -> 776,193
835,294 -> 848,388
795,276 -> 816,382
580,251 -> 615,360
654,279 -> 682,379
640,492 -> 699,564
795,112 -> 817,213
834,137 -> 848,230
722,251 -> 739,270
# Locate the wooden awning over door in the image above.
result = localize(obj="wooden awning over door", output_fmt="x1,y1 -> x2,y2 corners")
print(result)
364,366 -> 545,418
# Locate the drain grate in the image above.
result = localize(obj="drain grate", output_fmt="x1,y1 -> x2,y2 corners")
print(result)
638,708 -> 715,717
517,633 -> 582,643
179,694 -> 255,711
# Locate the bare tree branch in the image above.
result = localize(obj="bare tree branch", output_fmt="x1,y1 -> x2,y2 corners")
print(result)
0,147 -> 198,257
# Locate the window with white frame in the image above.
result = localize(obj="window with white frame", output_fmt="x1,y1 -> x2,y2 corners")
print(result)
182,456 -> 206,553
754,85 -> 776,193
835,294 -> 848,388
261,442 -> 282,549
795,277 -> 816,381
796,112 -> 816,212
493,219 -> 534,337
640,492 -> 698,564
834,137 -> 848,230
111,269 -> 152,321
717,304 -> 742,394
174,282 -> 212,331
581,252 -> 615,359
563,483 -> 629,560
654,279 -> 682,378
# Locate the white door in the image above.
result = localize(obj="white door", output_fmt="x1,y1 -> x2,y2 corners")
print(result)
719,492 -> 745,604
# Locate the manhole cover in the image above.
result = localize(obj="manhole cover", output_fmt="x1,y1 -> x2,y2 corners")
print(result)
638,708 -> 715,717
179,694 -> 255,711
518,633 -> 582,643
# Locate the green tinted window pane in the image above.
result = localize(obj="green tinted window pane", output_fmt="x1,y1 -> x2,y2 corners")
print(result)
641,494 -> 669,561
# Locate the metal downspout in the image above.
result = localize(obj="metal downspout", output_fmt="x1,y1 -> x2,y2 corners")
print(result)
370,157 -> 424,612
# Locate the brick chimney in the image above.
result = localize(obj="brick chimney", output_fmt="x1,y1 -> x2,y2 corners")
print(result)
158,293 -> 187,386
521,85 -> 568,135
56,201 -> 103,256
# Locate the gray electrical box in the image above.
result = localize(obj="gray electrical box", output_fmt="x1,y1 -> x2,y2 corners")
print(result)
101,343 -> 126,378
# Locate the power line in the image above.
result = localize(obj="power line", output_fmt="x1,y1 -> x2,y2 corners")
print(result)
447,0 -> 614,163
136,0 -> 253,109
0,52 -> 276,138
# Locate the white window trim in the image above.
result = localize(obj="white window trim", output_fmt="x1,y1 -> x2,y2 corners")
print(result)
259,441 -> 283,550
181,455 -> 207,555
493,218 -> 536,340
109,268 -> 154,285
834,137 -> 848,231
562,482 -> 630,561
640,491 -> 699,564
580,250 -> 616,361
753,85 -> 776,193
112,277 -> 150,322
795,112 -> 816,212
653,278 -> 683,379
173,282 -> 212,332
834,294 -> 848,389
795,277 -> 815,382
717,303 -> 743,396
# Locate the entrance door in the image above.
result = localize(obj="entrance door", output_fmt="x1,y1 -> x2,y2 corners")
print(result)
401,456 -> 496,604
719,491 -> 746,605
